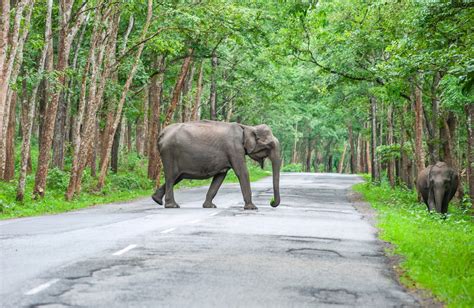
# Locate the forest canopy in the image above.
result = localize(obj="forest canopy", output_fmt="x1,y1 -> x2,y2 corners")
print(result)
0,0 -> 472,203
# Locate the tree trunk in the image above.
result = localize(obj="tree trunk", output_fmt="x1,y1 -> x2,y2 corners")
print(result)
126,119 -> 132,153
4,91 -> 17,180
338,143 -> 348,174
52,93 -> 67,169
466,103 -> 474,206
413,73 -> 426,174
111,119 -> 121,173
325,139 -> 333,172
399,104 -> 409,187
370,96 -> 379,183
90,121 -> 98,177
348,123 -> 356,173
357,133 -> 364,173
181,62 -> 195,122
305,138 -> 313,172
136,86 -> 148,156
147,56 -> 166,179
191,60 -> 204,121
441,112 -> 463,197
366,135 -> 372,175
327,155 -> 333,172
142,86 -> 149,155
387,104 -> 395,187
441,112 -> 457,168
429,71 -> 442,164
209,50 -> 218,120
292,123 -> 298,164
163,50 -> 194,127
136,118 -> 144,155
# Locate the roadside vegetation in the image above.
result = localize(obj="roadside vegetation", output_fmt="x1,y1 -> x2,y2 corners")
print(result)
354,180 -> 473,307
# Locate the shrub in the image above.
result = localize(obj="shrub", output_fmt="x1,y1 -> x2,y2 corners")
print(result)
282,163 -> 303,172
109,173 -> 150,191
47,168 -> 69,191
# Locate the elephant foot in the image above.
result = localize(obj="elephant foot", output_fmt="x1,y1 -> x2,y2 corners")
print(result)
164,202 -> 180,208
203,202 -> 217,208
244,203 -> 258,210
151,193 -> 163,205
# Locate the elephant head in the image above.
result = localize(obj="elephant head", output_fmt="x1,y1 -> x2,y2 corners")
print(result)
241,124 -> 281,207
428,162 -> 458,214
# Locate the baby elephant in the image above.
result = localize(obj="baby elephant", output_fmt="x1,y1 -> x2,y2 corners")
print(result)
416,162 -> 459,214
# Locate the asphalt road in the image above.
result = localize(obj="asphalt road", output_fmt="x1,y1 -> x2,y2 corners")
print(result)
0,173 -> 419,307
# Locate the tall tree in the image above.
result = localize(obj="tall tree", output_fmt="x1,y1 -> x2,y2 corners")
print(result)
0,0 -> 34,179
16,0 -> 53,200
33,0 -> 87,197
147,56 -> 166,179
96,0 -> 154,190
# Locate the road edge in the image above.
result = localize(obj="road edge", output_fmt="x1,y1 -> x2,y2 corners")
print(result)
346,188 -> 443,308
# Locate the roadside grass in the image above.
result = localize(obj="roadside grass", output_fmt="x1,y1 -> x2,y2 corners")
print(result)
353,181 -> 473,307
0,151 -> 270,219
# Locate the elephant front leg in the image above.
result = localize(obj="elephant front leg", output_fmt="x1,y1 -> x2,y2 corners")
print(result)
203,172 -> 227,208
232,160 -> 257,210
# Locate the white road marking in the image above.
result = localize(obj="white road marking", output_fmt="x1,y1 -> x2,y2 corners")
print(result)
112,244 -> 137,256
209,212 -> 219,217
161,227 -> 176,234
25,279 -> 60,295
188,219 -> 201,224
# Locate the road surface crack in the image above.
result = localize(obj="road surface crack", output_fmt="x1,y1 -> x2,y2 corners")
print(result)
287,248 -> 343,257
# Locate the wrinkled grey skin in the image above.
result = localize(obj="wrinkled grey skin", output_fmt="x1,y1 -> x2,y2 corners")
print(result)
416,162 -> 459,214
151,120 -> 281,210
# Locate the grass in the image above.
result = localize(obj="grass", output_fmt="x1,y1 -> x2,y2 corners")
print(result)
0,151 -> 270,220
354,180 -> 473,307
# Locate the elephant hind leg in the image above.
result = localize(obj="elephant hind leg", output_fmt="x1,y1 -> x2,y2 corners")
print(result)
152,177 -> 184,206
152,184 -> 166,205
164,173 -> 183,208
203,172 -> 227,208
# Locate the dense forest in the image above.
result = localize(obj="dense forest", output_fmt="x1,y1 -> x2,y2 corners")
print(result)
0,0 -> 472,206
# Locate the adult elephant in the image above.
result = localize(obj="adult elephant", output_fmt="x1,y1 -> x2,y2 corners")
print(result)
416,162 -> 459,214
151,120 -> 281,210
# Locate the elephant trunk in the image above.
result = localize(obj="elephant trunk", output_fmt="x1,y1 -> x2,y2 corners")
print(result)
269,140 -> 281,207
434,185 -> 446,214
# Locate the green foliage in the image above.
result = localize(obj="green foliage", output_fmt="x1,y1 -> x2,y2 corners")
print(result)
108,173 -> 147,191
281,163 -> 303,172
354,182 -> 473,307
47,168 -> 70,191
376,144 -> 401,163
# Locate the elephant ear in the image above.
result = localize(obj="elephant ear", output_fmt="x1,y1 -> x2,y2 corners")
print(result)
242,126 -> 257,154
255,124 -> 275,150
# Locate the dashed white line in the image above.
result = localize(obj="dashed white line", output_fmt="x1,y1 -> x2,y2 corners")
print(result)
112,244 -> 137,256
209,212 -> 219,217
188,219 -> 201,224
161,227 -> 176,234
25,279 -> 60,295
